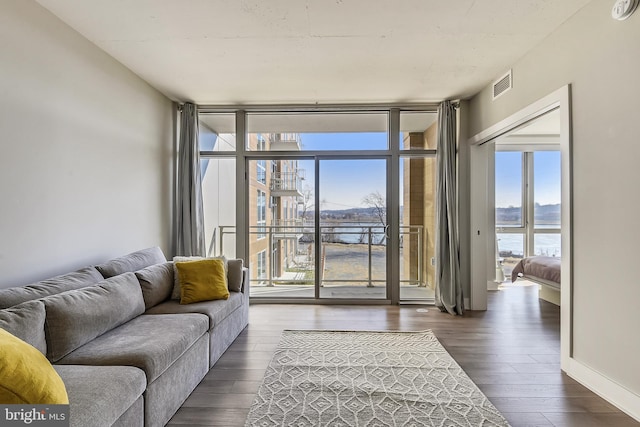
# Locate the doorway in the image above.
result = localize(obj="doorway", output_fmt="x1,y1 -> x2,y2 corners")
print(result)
469,85 -> 572,369
246,153 -> 394,301
494,110 -> 562,287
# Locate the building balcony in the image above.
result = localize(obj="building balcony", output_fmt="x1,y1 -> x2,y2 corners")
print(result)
268,133 -> 301,151
270,171 -> 304,197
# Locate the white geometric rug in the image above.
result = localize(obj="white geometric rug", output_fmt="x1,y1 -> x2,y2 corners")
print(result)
245,330 -> 510,426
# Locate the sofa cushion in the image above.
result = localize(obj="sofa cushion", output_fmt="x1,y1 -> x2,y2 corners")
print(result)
171,255 -> 227,299
113,398 -> 143,427
227,259 -> 244,292
43,273 -> 145,362
176,259 -> 229,304
56,314 -> 208,384
0,300 -> 47,355
145,291 -> 243,331
54,365 -> 145,427
0,328 -> 68,404
96,246 -> 167,279
135,262 -> 174,310
0,266 -> 103,309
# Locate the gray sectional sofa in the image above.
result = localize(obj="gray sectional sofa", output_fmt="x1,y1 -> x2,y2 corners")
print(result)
0,247 -> 249,427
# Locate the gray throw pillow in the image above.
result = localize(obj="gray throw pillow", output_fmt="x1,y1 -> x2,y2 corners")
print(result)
227,259 -> 244,292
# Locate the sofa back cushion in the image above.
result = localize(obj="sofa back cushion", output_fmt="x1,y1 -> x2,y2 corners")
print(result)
95,247 -> 167,279
0,267 -> 104,309
0,300 -> 47,355
43,273 -> 145,362
135,262 -> 174,310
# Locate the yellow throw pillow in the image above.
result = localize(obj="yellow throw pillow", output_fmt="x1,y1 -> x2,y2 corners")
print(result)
176,258 -> 229,304
0,328 -> 69,404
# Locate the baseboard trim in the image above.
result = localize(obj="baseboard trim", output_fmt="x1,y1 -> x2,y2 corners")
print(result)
566,358 -> 640,422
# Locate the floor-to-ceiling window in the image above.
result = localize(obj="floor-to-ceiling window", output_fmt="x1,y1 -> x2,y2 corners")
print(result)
199,113 -> 237,259
199,108 -> 438,304
399,111 -> 438,301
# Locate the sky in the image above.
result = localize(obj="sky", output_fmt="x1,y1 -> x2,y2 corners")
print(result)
293,132 -> 564,211
495,151 -> 561,207
298,133 -> 388,210
255,131 -> 561,210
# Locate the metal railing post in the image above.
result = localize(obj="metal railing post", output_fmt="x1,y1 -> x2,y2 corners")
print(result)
368,226 -> 373,287
418,226 -> 423,287
207,228 -> 217,257
268,229 -> 274,287
218,226 -> 224,257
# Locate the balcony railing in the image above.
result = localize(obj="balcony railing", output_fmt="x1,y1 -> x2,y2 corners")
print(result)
271,219 -> 310,237
270,171 -> 304,196
208,224 -> 426,289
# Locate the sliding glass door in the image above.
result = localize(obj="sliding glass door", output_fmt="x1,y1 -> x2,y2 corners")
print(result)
245,113 -> 390,301
318,159 -> 387,299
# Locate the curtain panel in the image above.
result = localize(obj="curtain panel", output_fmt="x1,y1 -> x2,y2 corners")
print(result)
176,103 -> 206,256
435,101 -> 463,315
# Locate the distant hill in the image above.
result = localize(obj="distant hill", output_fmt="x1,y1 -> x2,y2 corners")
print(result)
497,203 -> 560,225
304,203 -> 560,224
305,206 -> 392,220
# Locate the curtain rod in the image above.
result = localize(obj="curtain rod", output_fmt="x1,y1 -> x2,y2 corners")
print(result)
178,102 -> 440,112
177,101 -> 461,112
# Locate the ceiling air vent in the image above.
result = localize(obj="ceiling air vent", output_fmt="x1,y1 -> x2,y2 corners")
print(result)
492,69 -> 512,100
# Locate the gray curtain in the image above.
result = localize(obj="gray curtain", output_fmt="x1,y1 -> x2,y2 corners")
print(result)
176,103 -> 206,256
435,100 -> 463,315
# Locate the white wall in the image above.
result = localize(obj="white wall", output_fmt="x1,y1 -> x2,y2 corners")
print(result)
468,0 -> 640,410
0,0 -> 174,286
457,101 -> 472,307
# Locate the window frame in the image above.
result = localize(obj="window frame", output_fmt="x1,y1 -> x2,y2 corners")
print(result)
495,147 -> 561,258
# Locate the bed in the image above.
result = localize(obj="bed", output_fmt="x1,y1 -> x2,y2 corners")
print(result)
511,256 -> 561,305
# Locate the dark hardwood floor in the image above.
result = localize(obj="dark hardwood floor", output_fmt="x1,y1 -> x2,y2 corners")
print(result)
167,285 -> 639,427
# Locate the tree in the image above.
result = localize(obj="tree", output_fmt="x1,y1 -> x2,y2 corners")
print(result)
362,191 -> 387,245
362,191 -> 386,226
299,186 -> 314,222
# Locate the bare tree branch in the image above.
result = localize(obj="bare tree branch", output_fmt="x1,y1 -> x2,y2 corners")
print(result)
299,186 -> 314,221
362,191 -> 386,226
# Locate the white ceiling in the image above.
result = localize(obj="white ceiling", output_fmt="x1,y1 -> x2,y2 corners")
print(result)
35,0 -> 591,105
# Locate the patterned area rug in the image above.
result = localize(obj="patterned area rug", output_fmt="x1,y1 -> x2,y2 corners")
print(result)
245,330 -> 510,426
